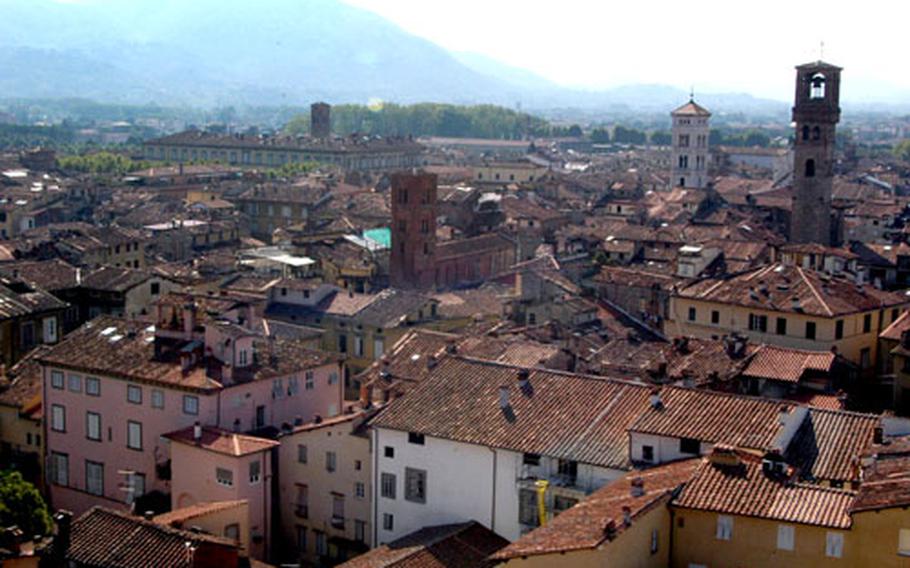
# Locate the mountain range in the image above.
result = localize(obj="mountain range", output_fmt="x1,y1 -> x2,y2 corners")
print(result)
0,0 -> 792,115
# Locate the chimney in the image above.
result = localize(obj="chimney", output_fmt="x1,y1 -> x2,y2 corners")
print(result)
709,444 -> 742,468
621,505 -> 633,526
143,511 -> 155,521
630,477 -> 645,497
313,414 -> 323,424
193,421 -> 202,443
445,340 -> 458,355
183,300 -> 197,340
499,386 -> 510,409
517,369 -> 530,389
426,354 -> 438,370
873,426 -> 884,444
649,388 -> 663,410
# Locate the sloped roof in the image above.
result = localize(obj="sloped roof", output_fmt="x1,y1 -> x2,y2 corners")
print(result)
674,450 -> 855,528
337,521 -> 507,568
164,426 -> 278,457
671,99 -> 712,117
785,408 -> 878,483
372,357 -> 653,470
741,345 -> 836,383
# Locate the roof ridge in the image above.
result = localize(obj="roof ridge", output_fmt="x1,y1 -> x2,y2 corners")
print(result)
796,266 -> 833,317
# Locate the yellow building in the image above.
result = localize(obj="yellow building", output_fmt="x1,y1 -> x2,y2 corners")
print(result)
667,263 -> 908,368
0,348 -> 46,487
472,161 -> 548,186
496,443 -> 910,568
277,410 -> 376,565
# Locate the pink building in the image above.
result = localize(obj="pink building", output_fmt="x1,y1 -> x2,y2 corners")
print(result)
165,425 -> 278,560
39,307 -> 344,557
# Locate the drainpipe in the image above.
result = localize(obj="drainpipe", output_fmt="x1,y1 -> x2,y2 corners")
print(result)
372,428 -> 379,546
487,447 -> 497,532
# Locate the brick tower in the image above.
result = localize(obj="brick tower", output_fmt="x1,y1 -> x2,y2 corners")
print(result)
310,102 -> 331,139
789,61 -> 842,245
390,172 -> 437,289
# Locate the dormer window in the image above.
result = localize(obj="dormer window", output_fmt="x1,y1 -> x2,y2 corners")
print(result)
810,73 -> 826,99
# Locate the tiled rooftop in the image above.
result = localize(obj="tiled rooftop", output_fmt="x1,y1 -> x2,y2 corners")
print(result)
164,425 -> 279,457
741,345 -> 836,383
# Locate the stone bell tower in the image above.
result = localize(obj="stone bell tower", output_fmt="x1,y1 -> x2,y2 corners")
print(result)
789,61 -> 842,245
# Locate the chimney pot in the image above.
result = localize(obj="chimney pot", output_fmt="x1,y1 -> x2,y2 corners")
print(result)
499,386 -> 510,409
193,421 -> 202,442
621,505 -> 633,526
143,510 -> 154,521
649,388 -> 663,410
630,477 -> 645,498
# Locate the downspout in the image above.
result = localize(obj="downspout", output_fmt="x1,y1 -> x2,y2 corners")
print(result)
372,428 -> 379,546
488,447 -> 497,532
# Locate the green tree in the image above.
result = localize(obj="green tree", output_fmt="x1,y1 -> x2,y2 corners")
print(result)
566,124 -> 583,137
613,125 -> 647,145
0,470 -> 52,537
894,139 -> 910,162
590,128 -> 611,143
649,131 -> 672,145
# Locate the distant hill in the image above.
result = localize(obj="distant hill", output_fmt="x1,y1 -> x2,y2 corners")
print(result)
0,0 -> 789,115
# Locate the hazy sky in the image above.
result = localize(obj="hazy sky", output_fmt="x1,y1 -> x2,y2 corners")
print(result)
344,0 -> 909,102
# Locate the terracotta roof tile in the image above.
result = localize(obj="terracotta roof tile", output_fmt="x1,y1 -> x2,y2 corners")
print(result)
785,408 -> 878,483
742,345 -> 836,383
164,426 -> 278,457
153,500 -> 248,526
372,357 -> 653,469
674,450 -> 855,528
64,506 -> 237,568
492,459 -> 699,560
337,521 -> 507,568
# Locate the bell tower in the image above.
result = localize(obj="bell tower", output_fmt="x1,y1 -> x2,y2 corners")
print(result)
390,171 -> 437,290
789,61 -> 842,245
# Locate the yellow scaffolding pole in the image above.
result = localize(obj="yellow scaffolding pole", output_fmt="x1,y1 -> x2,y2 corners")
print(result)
535,479 -> 549,527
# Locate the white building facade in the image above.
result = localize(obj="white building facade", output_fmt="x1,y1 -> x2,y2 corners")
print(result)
670,99 -> 712,189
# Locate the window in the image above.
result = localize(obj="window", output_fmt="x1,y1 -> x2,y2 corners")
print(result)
127,421 -> 142,450
776,317 -> 787,335
326,451 -> 337,472
381,473 -> 396,499
43,317 -> 58,343
382,513 -> 394,532
332,494 -> 345,522
249,460 -> 261,484
151,389 -> 165,409
805,321 -> 816,340
355,481 -> 365,499
85,461 -> 104,496
86,412 -> 101,441
338,334 -> 347,353
50,452 -> 69,486
86,376 -> 100,396
408,432 -> 425,445
20,321 -> 35,349
805,159 -> 815,178
863,313 -> 872,333
216,467 -> 234,487
354,335 -> 364,357
642,445 -> 654,462
679,437 -> 700,455
748,313 -> 768,333
523,453 -> 541,466
384,446 -> 395,458
688,307 -> 696,321
519,488 -> 539,526
355,520 -> 366,542
328,372 -> 339,385
553,495 -> 578,513
355,460 -> 362,471
127,384 -> 142,404
374,338 -> 385,359
51,370 -> 64,390
296,485 -> 309,517
777,524 -> 794,551
51,404 -> 66,432
150,281 -> 160,295
305,371 -> 314,390
405,467 -> 427,503
296,526 -> 307,552
716,515 -> 733,540
860,348 -> 871,370
183,395 -> 199,415
825,531 -> 843,558
224,523 -> 240,541
129,473 -> 145,503
68,374 -> 82,393
711,310 -> 720,324
297,444 -> 308,464
557,459 -> 578,482
238,349 -> 248,366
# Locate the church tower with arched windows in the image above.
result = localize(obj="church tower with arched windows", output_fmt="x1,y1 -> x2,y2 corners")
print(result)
789,61 -> 842,245
670,96 -> 711,189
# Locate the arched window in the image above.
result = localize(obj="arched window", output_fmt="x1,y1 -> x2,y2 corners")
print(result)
805,159 -> 816,177
802,125 -> 810,141
812,126 -> 821,140
810,73 -> 826,99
